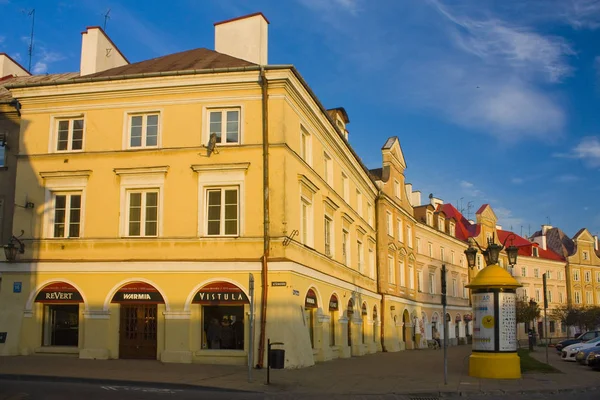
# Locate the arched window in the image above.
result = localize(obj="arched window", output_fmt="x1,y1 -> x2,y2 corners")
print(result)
305,288 -> 318,348
329,294 -> 339,346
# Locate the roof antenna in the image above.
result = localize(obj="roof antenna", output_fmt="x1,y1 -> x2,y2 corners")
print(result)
26,9 -> 35,73
546,216 -> 551,225
103,8 -> 111,31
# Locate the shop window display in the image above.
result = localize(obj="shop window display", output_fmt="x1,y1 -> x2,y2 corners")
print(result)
202,305 -> 244,350
43,304 -> 79,346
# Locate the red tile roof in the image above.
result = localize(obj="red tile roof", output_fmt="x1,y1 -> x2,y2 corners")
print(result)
436,203 -> 478,242
497,229 -> 564,261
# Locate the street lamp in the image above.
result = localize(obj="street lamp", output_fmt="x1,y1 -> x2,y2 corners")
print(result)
3,235 -> 25,262
464,233 -> 518,268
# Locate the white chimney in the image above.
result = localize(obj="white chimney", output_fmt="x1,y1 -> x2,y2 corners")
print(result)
214,12 -> 269,65
531,235 -> 547,250
594,235 -> 598,251
495,225 -> 502,230
411,190 -> 421,207
80,27 -> 128,76
0,53 -> 30,78
541,224 -> 552,235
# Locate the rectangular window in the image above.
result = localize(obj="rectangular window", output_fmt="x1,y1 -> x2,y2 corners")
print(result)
597,272 -> 600,283
451,251 -> 455,265
417,271 -> 423,292
585,271 -> 591,282
557,271 -> 562,280
427,213 -> 433,226
534,268 -> 539,278
342,230 -> 349,266
550,321 -> 555,333
300,127 -> 309,162
56,118 -> 84,152
301,197 -> 313,245
52,193 -> 82,238
416,237 -> 421,254
202,305 -> 244,350
0,143 -> 5,167
388,255 -> 395,284
369,247 -> 375,278
324,152 -> 333,186
462,280 -> 466,298
452,279 -> 457,297
386,212 -> 393,236
127,190 -> 159,237
367,203 -> 373,226
397,219 -> 403,242
521,267 -> 526,277
356,190 -> 363,217
43,305 -> 79,346
129,113 -> 159,148
429,272 -> 435,294
342,173 -> 349,203
535,289 -> 540,302
575,291 -> 581,304
407,225 -> 412,247
357,240 -> 364,273
532,247 -> 539,257
399,260 -> 405,287
559,291 -> 564,303
573,269 -> 580,281
324,216 -> 333,257
394,180 -> 400,198
330,310 -> 336,346
449,224 -> 455,237
547,290 -> 552,303
209,109 -> 240,144
409,265 -> 414,289
546,271 -> 552,279
428,243 -> 433,257
583,251 -> 589,260
586,291 -> 593,304
438,218 -> 444,232
440,247 -> 445,262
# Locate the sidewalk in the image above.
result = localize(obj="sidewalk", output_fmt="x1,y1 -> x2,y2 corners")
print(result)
0,346 -> 597,396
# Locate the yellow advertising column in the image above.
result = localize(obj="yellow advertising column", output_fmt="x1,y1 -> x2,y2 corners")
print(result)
466,264 -> 522,379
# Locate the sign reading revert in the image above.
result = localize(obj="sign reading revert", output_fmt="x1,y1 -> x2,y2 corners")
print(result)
35,282 -> 83,303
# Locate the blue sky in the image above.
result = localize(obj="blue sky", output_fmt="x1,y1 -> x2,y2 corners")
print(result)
1,0 -> 599,238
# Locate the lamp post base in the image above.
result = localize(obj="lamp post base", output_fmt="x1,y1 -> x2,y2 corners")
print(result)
469,352 -> 521,379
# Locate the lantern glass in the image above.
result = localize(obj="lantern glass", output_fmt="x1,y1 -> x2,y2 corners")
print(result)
506,245 -> 518,266
3,243 -> 17,262
464,246 -> 477,269
486,243 -> 502,265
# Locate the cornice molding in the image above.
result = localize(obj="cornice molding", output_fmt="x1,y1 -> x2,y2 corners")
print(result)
114,166 -> 169,175
39,170 -> 92,179
191,162 -> 250,173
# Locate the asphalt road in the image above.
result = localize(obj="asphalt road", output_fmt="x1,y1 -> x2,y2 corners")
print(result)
0,378 -> 597,400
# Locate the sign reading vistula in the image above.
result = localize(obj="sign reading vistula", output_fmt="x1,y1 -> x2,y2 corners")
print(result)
192,282 -> 249,304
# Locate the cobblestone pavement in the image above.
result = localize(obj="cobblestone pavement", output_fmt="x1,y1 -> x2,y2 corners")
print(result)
0,345 -> 597,397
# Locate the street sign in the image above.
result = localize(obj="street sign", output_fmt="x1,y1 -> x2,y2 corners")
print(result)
13,282 -> 22,293
0,332 -> 6,343
271,281 -> 286,287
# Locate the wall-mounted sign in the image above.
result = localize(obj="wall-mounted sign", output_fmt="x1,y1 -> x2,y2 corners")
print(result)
112,282 -> 164,304
472,292 -> 495,351
13,282 -> 22,293
328,294 -> 339,311
35,282 -> 83,303
305,288 -> 318,308
292,290 -> 300,296
498,292 -> 517,351
271,281 -> 287,287
193,281 -> 248,304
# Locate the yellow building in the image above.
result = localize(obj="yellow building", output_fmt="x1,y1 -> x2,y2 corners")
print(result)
0,14 -> 381,367
566,229 -> 600,308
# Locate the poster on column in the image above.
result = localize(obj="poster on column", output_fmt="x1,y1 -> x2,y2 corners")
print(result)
498,292 -> 517,351
472,292 -> 495,351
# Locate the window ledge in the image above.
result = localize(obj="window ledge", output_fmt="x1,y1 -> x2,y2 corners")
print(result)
195,349 -> 246,357
35,346 -> 79,355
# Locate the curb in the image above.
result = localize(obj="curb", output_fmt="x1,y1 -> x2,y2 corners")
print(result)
0,374 -> 258,393
403,385 -> 600,398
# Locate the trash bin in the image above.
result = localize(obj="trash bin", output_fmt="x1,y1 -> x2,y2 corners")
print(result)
269,348 -> 285,369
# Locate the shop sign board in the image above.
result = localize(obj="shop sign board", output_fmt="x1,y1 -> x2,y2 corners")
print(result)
193,281 -> 249,304
498,292 -> 517,351
35,282 -> 83,303
112,282 -> 164,303
472,292 -> 495,351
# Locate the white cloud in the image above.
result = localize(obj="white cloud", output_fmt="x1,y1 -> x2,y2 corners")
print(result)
511,178 -> 524,184
460,181 -> 474,189
31,49 -> 65,74
32,62 -> 47,74
556,174 -> 582,183
561,0 -> 600,29
299,0 -> 360,15
460,180 -> 483,197
494,207 -> 524,231
0,36 -> 5,44
570,136 -> 600,166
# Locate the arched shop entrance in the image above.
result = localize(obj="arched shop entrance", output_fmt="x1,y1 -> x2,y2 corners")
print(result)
402,309 -> 410,347
112,282 -> 164,359
305,288 -> 318,348
329,294 -> 339,346
193,281 -> 248,351
35,282 -> 83,347
361,303 -> 368,344
347,299 -> 355,347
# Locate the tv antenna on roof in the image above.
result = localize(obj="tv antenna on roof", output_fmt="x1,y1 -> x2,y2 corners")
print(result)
25,9 -> 35,73
103,9 -> 111,31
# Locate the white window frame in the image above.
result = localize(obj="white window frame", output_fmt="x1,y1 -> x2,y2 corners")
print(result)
407,225 -> 413,247
194,165 -> 246,238
559,291 -> 564,303
586,291 -> 593,304
357,239 -> 364,273
416,237 -> 421,254
399,259 -> 405,287
585,271 -> 591,282
449,223 -> 455,237
342,172 -> 349,203
438,218 -> 444,232
583,251 -> 589,260
50,192 -> 83,239
342,229 -> 350,266
397,219 -> 403,243
426,212 -> 433,226
535,289 -> 540,302
451,251 -> 455,265
323,152 -> 333,186
573,269 -> 580,281
368,246 -> 375,279
534,268 -> 539,278
440,247 -> 445,262
521,267 -> 526,277
428,242 -> 433,257
388,255 -> 396,284
206,107 -> 242,146
548,290 -> 553,303
300,126 -> 312,165
301,196 -> 314,247
428,272 -> 435,294
596,272 -> 600,283
394,180 -> 400,198
43,174 -> 89,239
386,212 -> 393,237
125,189 -> 160,237
49,114 -> 86,153
408,265 -> 414,289
356,190 -> 363,217
324,214 -> 333,257
417,270 -> 423,292
204,186 -> 239,237
452,279 -> 457,297
575,290 -> 581,304
367,203 -> 373,227
124,111 -> 161,149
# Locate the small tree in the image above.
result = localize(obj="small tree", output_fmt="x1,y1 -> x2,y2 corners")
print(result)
516,298 -> 541,330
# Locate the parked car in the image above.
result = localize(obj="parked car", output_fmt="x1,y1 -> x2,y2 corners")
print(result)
562,336 -> 600,361
587,351 -> 600,370
576,345 -> 600,365
556,331 -> 600,352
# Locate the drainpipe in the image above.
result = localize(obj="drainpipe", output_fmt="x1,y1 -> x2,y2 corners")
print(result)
257,66 -> 270,368
375,191 -> 387,352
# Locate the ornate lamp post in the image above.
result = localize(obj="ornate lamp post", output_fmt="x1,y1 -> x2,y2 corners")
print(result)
464,232 -> 522,379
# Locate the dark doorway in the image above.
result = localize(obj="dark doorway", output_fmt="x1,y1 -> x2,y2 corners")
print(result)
43,304 -> 79,346
119,304 -> 157,359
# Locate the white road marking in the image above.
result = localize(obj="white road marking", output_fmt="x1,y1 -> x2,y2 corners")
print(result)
101,385 -> 182,394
